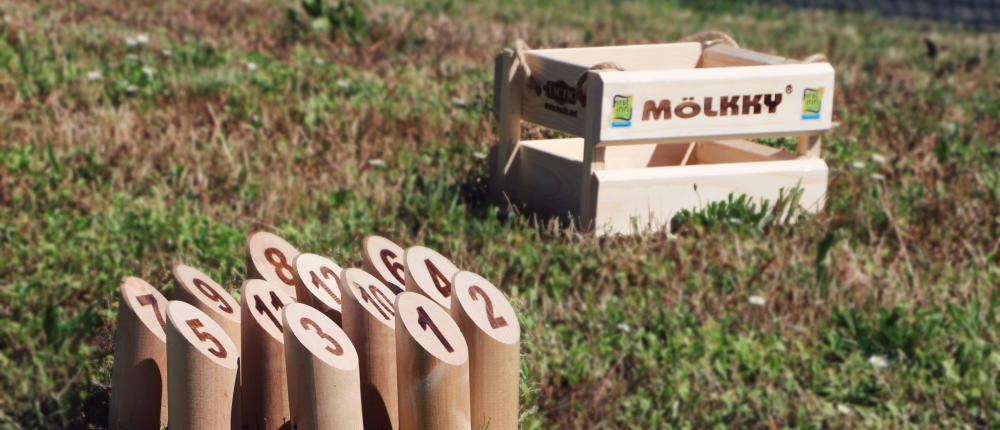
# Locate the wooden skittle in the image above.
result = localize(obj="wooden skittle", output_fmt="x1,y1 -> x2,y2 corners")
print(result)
340,267 -> 401,429
451,271 -> 521,430
395,292 -> 471,430
292,253 -> 345,325
246,231 -> 301,299
166,300 -> 240,429
172,263 -> 241,346
403,245 -> 460,309
108,277 -> 169,430
282,303 -> 363,430
361,235 -> 407,294
240,279 -> 294,430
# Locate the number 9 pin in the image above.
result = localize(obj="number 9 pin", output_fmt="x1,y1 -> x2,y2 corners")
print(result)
172,264 -> 241,345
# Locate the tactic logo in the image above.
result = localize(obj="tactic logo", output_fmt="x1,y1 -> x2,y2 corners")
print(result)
801,87 -> 824,120
542,80 -> 579,117
610,95 -> 633,128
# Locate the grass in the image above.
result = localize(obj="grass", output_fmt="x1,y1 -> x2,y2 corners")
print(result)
1,0 -> 999,428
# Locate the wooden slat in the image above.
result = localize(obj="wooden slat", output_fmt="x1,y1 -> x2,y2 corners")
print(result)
695,139 -> 797,163
593,63 -> 835,146
592,158 -> 829,234
530,42 -> 703,70
701,45 -> 795,67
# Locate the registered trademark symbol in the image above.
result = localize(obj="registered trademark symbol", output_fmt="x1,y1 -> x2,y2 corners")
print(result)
785,85 -> 793,94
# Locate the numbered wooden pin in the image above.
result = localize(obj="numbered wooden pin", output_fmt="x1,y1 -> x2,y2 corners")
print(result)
361,235 -> 407,294
403,245 -> 460,309
246,231 -> 301,299
282,303 -> 363,430
240,279 -> 294,430
172,263 -> 241,345
395,292 -> 471,430
451,271 -> 520,430
341,268 -> 400,429
166,300 -> 240,429
109,277 -> 168,430
292,253 -> 345,325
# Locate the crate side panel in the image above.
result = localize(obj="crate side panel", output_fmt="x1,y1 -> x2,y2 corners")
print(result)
521,54 -> 588,136
507,138 -> 585,219
595,63 -> 835,145
592,159 -> 828,234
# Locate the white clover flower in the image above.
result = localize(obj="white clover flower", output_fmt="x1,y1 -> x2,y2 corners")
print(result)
124,36 -> 137,47
141,66 -> 155,76
367,158 -> 386,167
616,323 -> 631,333
850,161 -> 866,170
870,173 -> 886,181
135,34 -> 150,45
871,153 -> 888,164
245,61 -> 258,72
748,295 -> 766,306
868,355 -> 888,369
86,70 -> 102,81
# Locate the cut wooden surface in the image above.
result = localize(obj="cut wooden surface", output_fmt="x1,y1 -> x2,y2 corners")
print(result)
593,63 -> 834,145
246,231 -> 301,299
341,268 -> 400,429
172,263 -> 241,346
108,277 -> 168,430
240,279 -> 294,430
403,245 -> 460,309
293,253 -> 345,325
451,271 -> 520,430
395,292 -> 470,430
283,303 -> 363,430
166,301 -> 240,430
361,235 -> 407,294
592,158 -> 829,234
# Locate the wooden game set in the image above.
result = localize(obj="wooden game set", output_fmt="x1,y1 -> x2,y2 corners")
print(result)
491,33 -> 835,233
108,232 -> 519,430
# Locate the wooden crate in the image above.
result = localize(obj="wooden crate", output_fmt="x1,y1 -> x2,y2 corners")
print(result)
491,38 -> 834,234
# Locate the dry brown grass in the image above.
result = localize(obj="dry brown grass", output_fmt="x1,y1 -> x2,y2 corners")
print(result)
1,0 -> 999,428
